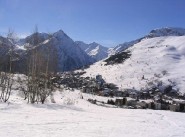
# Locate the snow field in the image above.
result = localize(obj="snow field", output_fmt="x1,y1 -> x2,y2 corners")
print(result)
0,89 -> 185,137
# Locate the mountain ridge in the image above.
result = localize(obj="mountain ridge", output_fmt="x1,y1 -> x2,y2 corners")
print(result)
113,27 -> 185,54
0,29 -> 95,72
75,41 -> 109,61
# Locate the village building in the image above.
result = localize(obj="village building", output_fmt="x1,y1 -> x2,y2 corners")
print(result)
129,92 -> 138,99
148,102 -> 155,109
137,101 -> 147,109
170,99 -> 185,112
126,99 -> 137,107
115,98 -> 127,106
154,102 -> 162,110
139,91 -> 151,99
170,104 -> 180,112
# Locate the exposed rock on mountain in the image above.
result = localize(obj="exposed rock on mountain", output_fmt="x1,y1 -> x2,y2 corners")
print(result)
76,41 -> 109,61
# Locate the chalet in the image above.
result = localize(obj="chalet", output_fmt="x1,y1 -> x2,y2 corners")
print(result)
170,104 -> 180,112
161,104 -> 170,110
139,91 -> 150,99
171,99 -> 185,112
179,103 -> 185,112
114,91 -> 124,97
137,101 -> 147,109
101,88 -> 111,96
126,99 -> 137,107
166,89 -> 179,98
148,102 -> 155,109
129,92 -> 138,99
154,102 -> 161,110
82,87 -> 93,93
122,90 -> 129,97
115,98 -> 127,106
115,99 -> 124,106
123,89 -> 139,99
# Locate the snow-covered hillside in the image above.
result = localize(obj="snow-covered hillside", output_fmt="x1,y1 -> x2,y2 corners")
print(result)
113,27 -> 185,54
76,41 -> 109,61
0,88 -> 185,137
112,39 -> 141,54
83,36 -> 185,94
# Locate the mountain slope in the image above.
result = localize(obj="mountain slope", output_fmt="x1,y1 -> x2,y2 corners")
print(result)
113,27 -> 185,54
83,36 -> 185,94
0,30 -> 95,72
40,30 -> 95,71
76,41 -> 109,61
146,27 -> 185,38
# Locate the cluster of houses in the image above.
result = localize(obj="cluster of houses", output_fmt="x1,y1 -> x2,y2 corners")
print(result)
51,72 -> 185,113
110,88 -> 185,112
88,97 -> 185,112
52,71 -> 121,96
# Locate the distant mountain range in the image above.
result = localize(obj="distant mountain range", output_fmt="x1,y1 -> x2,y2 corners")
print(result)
1,27 -> 185,73
0,30 -> 95,72
75,41 -> 110,61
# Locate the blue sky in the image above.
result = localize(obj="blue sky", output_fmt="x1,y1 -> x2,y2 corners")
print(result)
0,0 -> 185,47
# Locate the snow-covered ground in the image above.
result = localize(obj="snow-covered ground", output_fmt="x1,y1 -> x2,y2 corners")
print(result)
0,89 -> 185,137
83,36 -> 185,94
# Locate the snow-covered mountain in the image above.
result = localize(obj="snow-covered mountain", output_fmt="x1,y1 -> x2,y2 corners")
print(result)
112,39 -> 142,54
113,27 -> 185,54
18,32 -> 50,46
24,30 -> 95,71
0,30 -> 95,72
0,35 -> 31,72
76,41 -> 109,61
83,28 -> 185,94
0,36 -> 10,69
146,27 -> 185,38
41,30 -> 95,71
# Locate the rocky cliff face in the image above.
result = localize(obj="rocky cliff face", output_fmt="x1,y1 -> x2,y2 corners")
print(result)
0,30 -> 95,73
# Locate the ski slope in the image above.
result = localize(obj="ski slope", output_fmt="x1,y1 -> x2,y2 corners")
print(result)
0,89 -> 185,137
83,36 -> 185,93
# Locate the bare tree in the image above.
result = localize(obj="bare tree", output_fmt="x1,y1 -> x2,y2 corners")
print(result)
25,26 -> 55,104
7,28 -> 16,73
0,28 -> 16,102
0,72 -> 13,102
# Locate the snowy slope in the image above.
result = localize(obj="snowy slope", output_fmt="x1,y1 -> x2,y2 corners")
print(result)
83,36 -> 185,94
0,87 -> 185,137
76,41 -> 109,61
113,27 -> 185,54
112,39 -> 141,54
